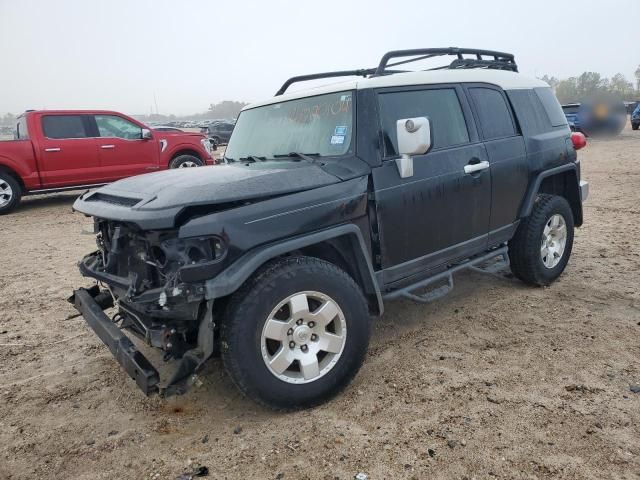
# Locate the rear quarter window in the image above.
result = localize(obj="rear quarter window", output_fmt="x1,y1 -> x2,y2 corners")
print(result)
535,88 -> 568,127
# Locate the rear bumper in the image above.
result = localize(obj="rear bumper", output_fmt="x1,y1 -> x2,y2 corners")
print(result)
73,287 -> 160,395
580,180 -> 589,202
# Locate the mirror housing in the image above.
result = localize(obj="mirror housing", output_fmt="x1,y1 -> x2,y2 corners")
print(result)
395,117 -> 432,178
141,128 -> 153,140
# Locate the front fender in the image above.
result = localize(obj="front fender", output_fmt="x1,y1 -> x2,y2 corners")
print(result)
162,139 -> 210,163
203,223 -> 384,315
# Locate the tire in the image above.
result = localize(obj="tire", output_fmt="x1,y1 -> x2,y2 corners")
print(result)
0,172 -> 22,215
221,256 -> 371,410
169,154 -> 204,169
632,122 -> 639,131
509,194 -> 574,286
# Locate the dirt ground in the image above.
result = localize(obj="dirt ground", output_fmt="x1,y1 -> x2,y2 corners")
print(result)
1,127 -> 639,480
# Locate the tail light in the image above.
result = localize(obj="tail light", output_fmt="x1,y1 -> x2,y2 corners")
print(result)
571,132 -> 587,150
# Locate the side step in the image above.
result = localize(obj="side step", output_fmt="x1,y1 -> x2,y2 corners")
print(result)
383,246 -> 509,304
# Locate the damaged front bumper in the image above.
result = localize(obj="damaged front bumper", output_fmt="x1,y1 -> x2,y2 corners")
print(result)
70,285 -> 214,397
73,287 -> 161,395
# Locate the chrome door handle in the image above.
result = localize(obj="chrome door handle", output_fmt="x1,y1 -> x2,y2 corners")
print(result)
464,160 -> 490,174
45,147 -> 61,152
100,145 -> 115,149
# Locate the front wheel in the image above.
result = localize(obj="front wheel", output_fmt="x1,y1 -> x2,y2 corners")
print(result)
0,172 -> 22,215
169,154 -> 204,168
509,194 -> 575,286
221,257 -> 371,410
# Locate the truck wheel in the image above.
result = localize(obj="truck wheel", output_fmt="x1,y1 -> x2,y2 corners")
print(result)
169,154 -> 204,168
632,123 -> 639,131
221,256 -> 371,410
0,172 -> 22,215
508,194 -> 574,286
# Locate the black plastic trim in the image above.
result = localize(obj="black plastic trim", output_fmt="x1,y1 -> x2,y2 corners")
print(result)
73,288 -> 160,396
520,164 -> 578,217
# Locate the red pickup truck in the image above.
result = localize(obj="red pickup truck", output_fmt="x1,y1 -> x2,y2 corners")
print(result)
0,110 -> 215,214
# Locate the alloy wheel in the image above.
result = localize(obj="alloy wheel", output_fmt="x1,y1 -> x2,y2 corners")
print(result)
260,291 -> 347,384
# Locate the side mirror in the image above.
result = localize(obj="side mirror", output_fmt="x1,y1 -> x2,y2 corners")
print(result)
395,117 -> 432,178
141,128 -> 153,140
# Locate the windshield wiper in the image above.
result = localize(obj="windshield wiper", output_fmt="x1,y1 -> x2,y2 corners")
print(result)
273,152 -> 320,163
239,155 -> 267,163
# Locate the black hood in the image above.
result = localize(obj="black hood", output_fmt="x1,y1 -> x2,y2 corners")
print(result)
73,161 -> 342,229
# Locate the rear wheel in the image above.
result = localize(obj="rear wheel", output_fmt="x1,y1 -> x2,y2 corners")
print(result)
509,194 -> 574,286
169,154 -> 204,168
221,256 -> 371,410
0,172 -> 22,215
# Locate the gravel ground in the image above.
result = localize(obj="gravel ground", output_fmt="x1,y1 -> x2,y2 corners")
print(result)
0,128 -> 639,480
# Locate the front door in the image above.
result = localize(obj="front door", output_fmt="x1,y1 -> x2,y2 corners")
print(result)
93,114 -> 159,181
372,85 -> 492,286
38,114 -> 101,187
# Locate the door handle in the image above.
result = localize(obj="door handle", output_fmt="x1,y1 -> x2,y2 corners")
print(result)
464,160 -> 490,174
100,145 -> 115,149
45,147 -> 61,152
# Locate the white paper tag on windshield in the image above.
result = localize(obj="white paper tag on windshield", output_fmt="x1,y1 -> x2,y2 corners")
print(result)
330,135 -> 345,145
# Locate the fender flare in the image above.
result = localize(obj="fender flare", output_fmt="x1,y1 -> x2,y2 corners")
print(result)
519,164 -> 579,218
204,224 -> 384,315
165,141 -> 207,164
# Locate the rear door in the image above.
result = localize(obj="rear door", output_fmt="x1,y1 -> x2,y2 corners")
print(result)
465,85 -> 528,244
92,114 -> 159,180
372,85 -> 492,285
38,114 -> 101,187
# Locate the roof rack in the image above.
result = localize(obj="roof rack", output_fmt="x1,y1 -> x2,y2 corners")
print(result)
275,47 -> 518,96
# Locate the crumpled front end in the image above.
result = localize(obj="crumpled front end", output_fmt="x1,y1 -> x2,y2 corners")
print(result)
72,218 -> 224,396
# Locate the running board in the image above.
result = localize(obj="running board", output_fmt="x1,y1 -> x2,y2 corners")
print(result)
382,246 -> 509,304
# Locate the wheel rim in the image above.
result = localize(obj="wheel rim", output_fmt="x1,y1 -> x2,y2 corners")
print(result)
260,291 -> 347,384
178,160 -> 198,168
0,180 -> 13,208
541,214 -> 567,269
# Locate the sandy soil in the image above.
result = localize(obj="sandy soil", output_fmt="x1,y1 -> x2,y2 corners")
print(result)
0,128 -> 639,480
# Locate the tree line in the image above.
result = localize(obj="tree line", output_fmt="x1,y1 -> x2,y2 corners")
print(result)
541,65 -> 640,104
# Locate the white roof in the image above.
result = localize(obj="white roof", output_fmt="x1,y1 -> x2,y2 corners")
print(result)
245,69 -> 548,110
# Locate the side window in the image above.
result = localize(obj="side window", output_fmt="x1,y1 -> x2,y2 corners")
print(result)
42,115 -> 88,139
15,117 -> 29,139
469,87 -> 517,139
535,87 -> 568,127
378,88 -> 469,156
95,115 -> 142,140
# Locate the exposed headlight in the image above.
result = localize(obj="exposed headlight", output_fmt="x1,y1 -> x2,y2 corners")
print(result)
151,235 -> 226,269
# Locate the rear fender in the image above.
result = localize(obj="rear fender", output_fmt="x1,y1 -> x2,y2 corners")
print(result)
519,164 -> 583,226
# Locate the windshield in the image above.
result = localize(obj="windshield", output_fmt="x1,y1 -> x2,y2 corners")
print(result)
225,90 -> 354,160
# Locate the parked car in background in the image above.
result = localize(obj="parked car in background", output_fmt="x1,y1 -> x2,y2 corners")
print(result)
0,110 -> 214,214
632,103 -> 640,130
206,121 -> 235,144
152,125 -> 185,133
562,103 -> 582,132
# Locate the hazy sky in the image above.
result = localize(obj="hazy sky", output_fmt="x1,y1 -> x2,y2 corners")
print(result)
1,0 -> 638,116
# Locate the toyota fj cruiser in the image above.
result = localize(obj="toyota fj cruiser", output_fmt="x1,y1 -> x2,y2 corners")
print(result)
71,48 -> 589,410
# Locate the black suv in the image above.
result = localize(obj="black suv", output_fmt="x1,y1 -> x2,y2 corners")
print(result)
71,48 -> 589,410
